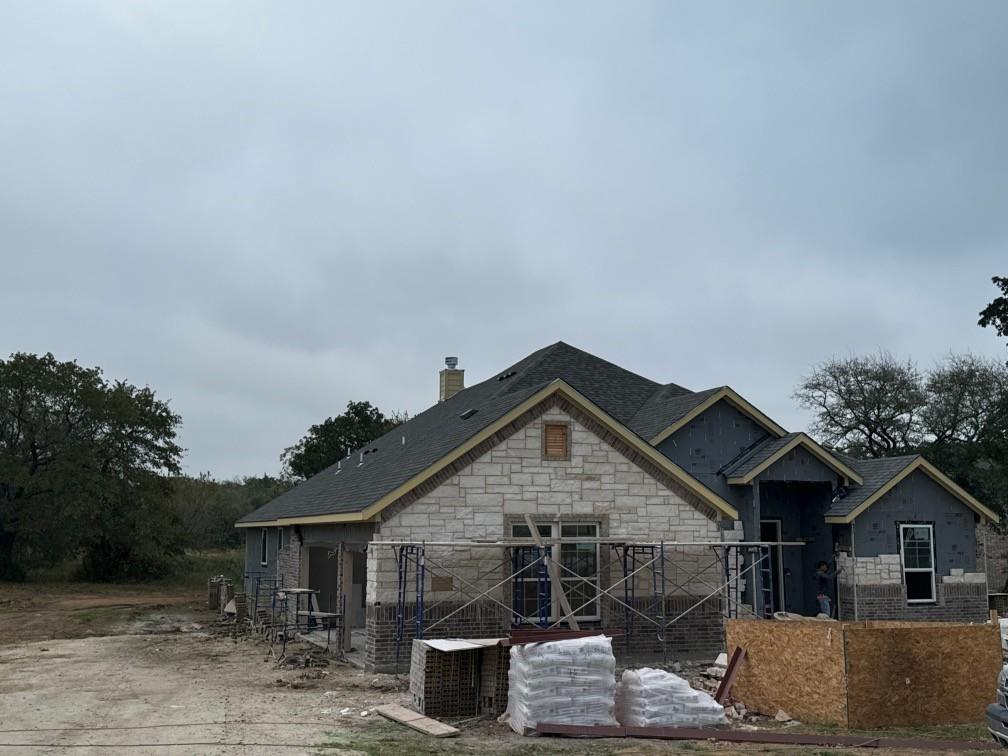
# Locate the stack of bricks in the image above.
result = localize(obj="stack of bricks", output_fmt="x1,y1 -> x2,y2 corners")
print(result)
207,576 -> 222,610
409,640 -> 481,718
479,645 -> 510,715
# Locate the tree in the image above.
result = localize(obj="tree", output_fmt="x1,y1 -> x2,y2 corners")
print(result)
979,276 -> 1008,348
0,353 -> 184,580
171,473 -> 292,550
793,353 -> 927,457
281,401 -> 404,479
795,352 -> 1008,516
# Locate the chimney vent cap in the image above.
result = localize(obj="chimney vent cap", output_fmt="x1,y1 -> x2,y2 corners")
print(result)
444,356 -> 459,369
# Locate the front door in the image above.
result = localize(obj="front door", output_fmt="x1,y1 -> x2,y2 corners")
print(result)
760,520 -> 785,613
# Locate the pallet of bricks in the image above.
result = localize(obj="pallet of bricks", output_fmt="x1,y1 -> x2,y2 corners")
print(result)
479,644 -> 510,716
410,639 -> 497,718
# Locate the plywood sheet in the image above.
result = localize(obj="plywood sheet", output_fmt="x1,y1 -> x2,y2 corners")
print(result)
376,703 -> 460,737
726,619 -> 848,726
845,624 -> 1001,729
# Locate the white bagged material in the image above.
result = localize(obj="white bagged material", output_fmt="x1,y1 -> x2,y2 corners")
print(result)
505,635 -> 618,734
615,667 -> 727,727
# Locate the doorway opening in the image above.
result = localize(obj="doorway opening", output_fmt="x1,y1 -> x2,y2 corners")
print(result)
760,519 -> 786,613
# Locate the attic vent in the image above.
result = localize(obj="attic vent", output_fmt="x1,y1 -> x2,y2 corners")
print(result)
497,370 -> 517,381
460,408 -> 478,420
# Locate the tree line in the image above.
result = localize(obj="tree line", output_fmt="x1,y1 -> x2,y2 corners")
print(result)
2,278 -> 1005,581
0,348 -> 403,581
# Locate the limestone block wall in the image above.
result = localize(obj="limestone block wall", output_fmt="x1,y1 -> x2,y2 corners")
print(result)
837,553 -> 903,586
367,405 -> 733,606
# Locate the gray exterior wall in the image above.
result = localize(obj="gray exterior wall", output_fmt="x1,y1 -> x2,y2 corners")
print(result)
852,469 -> 978,574
244,527 -> 279,580
656,400 -> 768,510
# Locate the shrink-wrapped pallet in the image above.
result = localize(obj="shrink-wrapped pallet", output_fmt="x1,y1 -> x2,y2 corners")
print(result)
505,635 -> 618,734
615,667 -> 726,727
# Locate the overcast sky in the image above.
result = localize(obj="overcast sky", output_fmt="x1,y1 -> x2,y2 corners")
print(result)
2,2 -> 1006,479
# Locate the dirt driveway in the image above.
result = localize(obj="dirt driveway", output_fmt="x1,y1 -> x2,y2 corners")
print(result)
0,585 -> 994,754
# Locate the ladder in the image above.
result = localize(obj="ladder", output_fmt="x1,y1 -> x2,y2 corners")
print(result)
759,546 -> 775,618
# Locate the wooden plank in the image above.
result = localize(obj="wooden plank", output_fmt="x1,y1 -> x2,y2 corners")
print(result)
714,646 -> 746,704
376,704 -> 460,738
524,514 -> 580,630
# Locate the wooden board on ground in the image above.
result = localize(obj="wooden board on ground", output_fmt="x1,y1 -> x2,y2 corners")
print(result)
376,704 -> 460,737
726,619 -> 847,726
845,623 -> 1000,729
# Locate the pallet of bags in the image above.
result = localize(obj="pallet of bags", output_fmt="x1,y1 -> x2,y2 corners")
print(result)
505,635 -> 618,735
615,667 -> 727,727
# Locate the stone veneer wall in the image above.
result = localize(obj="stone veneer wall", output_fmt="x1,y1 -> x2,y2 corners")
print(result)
837,553 -> 903,585
364,398 -> 740,670
977,522 -> 1008,594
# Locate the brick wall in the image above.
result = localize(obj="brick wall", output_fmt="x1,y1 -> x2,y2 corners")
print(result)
366,600 -> 511,673
838,582 -> 987,622
277,526 -> 302,587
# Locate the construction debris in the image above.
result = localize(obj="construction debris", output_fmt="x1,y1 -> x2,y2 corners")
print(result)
506,635 -> 618,735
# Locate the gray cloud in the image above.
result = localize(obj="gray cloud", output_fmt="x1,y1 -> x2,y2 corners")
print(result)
2,1 -> 1006,477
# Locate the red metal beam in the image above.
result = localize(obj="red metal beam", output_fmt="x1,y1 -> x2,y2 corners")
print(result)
714,646 -> 746,704
535,723 -> 997,751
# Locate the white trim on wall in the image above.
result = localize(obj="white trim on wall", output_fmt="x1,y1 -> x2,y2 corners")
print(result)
899,523 -> 936,604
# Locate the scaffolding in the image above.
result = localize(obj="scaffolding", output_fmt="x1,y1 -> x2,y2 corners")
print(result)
379,537 -> 804,669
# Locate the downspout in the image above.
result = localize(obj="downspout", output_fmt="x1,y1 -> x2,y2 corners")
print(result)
984,522 -> 990,606
851,523 -> 859,622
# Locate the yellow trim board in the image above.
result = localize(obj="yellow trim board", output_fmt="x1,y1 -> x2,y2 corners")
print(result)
726,433 -> 864,486
824,457 -> 999,525
649,387 -> 787,445
237,379 -> 738,528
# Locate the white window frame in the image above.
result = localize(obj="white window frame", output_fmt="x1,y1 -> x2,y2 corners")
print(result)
511,521 -> 600,622
260,528 -> 268,567
899,523 -> 936,604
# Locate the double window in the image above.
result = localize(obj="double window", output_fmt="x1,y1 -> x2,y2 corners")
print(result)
511,522 -> 599,622
900,524 -> 935,603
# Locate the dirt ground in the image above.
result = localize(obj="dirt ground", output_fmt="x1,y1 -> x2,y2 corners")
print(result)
0,584 -> 996,755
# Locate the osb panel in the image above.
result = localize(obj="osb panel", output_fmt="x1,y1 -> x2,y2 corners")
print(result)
726,620 -> 848,726
845,624 -> 1001,729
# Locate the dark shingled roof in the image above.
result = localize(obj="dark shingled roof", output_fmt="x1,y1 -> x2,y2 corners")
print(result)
721,432 -> 801,478
825,453 -> 920,518
628,386 -> 722,441
238,342 -> 708,524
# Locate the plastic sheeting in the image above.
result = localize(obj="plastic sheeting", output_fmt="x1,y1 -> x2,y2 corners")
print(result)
615,667 -> 726,727
505,635 -> 618,734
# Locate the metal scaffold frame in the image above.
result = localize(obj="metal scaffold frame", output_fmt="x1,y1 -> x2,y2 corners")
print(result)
382,537 -> 804,668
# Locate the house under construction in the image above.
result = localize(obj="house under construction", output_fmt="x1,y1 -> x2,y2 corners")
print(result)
237,343 -> 998,671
